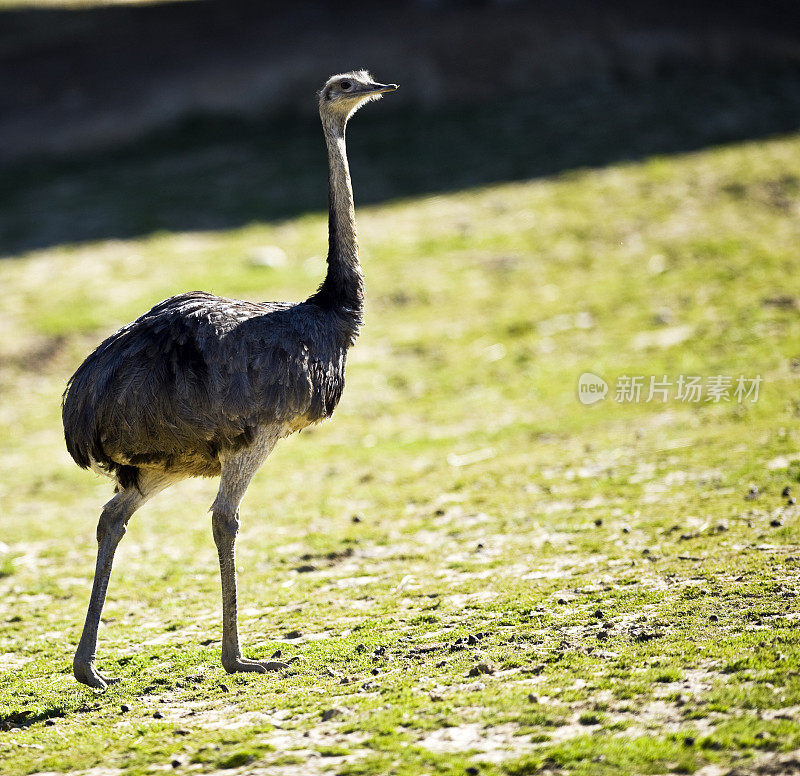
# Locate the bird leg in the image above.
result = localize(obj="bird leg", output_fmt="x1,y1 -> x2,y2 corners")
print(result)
74,472 -> 169,690
213,443 -> 287,674
212,506 -> 286,673
74,488 -> 143,690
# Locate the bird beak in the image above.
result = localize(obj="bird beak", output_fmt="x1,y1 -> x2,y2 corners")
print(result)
366,82 -> 399,95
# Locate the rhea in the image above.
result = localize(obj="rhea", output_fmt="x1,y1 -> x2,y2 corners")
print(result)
62,71 -> 398,689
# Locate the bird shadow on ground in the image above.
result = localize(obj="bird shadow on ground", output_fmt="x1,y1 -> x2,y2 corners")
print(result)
1,64 -> 800,258
0,705 -> 68,731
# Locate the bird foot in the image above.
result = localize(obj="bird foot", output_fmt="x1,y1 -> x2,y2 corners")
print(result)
222,657 -> 289,674
73,659 -> 120,690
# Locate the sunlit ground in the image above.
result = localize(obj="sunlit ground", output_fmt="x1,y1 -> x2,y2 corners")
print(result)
0,121 -> 799,774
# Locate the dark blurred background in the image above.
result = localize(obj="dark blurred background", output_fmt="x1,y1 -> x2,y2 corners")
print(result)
1,0 -> 799,257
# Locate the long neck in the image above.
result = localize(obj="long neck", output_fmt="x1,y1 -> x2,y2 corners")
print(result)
308,113 -> 364,319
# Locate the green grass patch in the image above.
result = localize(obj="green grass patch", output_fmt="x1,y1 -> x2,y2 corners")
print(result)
1,109 -> 800,774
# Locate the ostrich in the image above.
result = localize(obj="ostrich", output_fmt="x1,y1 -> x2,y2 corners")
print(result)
62,71 -> 398,689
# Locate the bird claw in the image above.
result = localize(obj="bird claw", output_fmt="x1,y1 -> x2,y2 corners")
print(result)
222,657 -> 290,674
255,660 -> 289,672
74,660 -> 120,691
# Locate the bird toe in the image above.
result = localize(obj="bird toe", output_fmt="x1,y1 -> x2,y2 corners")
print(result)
73,660 -> 114,690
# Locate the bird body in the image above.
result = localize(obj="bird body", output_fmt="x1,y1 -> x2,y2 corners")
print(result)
63,290 -> 354,485
62,71 -> 397,689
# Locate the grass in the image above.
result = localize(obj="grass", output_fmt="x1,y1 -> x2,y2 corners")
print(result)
1,96 -> 800,773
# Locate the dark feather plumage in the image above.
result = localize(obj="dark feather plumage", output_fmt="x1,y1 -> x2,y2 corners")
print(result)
62,291 -> 357,488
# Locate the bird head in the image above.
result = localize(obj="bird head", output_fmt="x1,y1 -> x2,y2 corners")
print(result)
319,70 -> 398,122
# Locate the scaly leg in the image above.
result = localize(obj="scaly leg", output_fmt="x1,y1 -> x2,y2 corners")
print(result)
73,472 -> 169,689
213,436 -> 287,674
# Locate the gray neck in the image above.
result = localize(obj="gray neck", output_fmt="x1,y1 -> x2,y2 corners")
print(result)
308,112 -> 364,319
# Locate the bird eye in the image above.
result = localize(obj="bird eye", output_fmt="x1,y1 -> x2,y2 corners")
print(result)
340,80 -> 352,91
